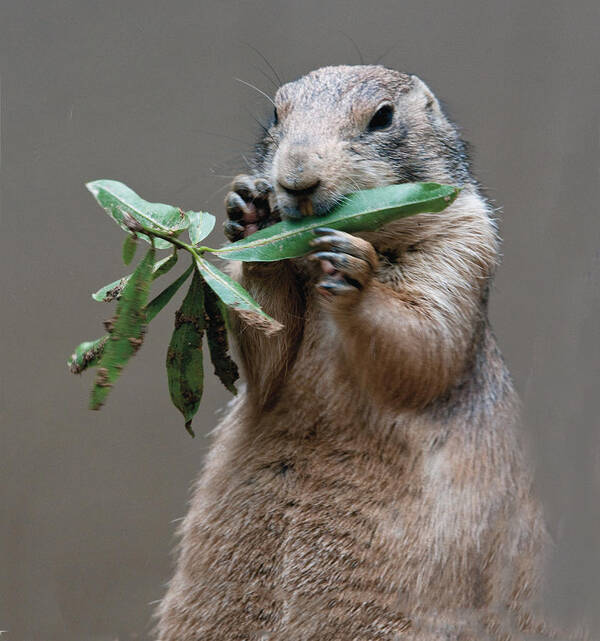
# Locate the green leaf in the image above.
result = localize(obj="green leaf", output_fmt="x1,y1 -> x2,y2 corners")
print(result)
122,234 -> 137,265
93,277 -> 129,304
187,211 -> 216,245
90,245 -> 155,410
215,182 -> 461,262
68,336 -> 108,374
194,256 -> 282,335
153,251 -> 178,279
145,264 -> 194,322
92,254 -> 178,302
69,264 -> 193,376
166,269 -> 206,436
203,281 -> 239,394
86,180 -> 190,249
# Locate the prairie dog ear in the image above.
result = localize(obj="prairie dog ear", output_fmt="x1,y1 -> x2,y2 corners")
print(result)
410,75 -> 440,111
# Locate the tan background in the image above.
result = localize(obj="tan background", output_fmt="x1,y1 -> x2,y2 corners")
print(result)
1,1 -> 599,639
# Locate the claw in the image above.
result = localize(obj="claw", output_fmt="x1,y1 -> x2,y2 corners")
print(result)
316,278 -> 357,296
310,231 -> 378,270
309,234 -> 359,255
309,251 -> 349,270
313,227 -> 339,236
224,220 -> 245,242
254,177 -> 273,195
225,192 -> 249,220
232,175 -> 257,200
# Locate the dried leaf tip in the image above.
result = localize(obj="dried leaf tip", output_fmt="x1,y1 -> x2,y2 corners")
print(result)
234,307 -> 284,335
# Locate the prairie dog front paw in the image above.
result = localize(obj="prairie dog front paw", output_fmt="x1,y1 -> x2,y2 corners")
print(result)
309,228 -> 378,305
223,175 -> 279,242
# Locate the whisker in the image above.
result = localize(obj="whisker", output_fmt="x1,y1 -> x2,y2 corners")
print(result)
234,78 -> 276,108
372,43 -> 399,66
240,153 -> 252,170
241,41 -> 283,86
244,109 -> 278,146
205,180 -> 234,202
171,171 -> 236,199
251,64 -> 279,90
208,171 -> 237,179
337,31 -> 365,65
209,152 -> 252,175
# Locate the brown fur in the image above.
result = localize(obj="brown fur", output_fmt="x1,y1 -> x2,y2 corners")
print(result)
156,66 -> 552,640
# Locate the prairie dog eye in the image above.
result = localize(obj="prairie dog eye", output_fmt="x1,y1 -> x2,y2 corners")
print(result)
272,107 -> 279,126
368,103 -> 394,131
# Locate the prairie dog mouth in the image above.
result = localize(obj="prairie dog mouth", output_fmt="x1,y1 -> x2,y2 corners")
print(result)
298,198 -> 314,217
277,193 -> 335,220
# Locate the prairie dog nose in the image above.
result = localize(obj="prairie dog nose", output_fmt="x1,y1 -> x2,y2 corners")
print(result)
276,146 -> 322,197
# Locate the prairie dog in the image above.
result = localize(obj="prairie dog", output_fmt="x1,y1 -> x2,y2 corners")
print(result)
157,65 -> 550,640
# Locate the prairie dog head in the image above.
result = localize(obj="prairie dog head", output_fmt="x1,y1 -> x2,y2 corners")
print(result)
254,65 -> 471,220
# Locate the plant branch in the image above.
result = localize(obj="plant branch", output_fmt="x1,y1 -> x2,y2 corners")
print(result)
131,219 -> 216,257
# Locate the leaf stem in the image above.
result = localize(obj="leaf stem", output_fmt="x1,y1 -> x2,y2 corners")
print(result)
134,221 -> 221,261
135,224 -> 194,254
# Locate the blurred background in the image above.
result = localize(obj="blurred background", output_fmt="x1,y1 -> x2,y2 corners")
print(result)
1,0 -> 599,639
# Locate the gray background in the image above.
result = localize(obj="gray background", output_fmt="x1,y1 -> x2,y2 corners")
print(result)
1,1 -> 599,639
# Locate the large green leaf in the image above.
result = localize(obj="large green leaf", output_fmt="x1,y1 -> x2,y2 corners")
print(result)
166,269 -> 206,436
152,251 -> 178,279
194,256 -> 282,335
92,253 -> 178,302
145,264 -> 194,322
69,263 -> 193,375
187,211 -> 216,245
90,246 -> 155,409
86,180 -> 190,249
203,281 -> 239,394
215,183 -> 460,262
